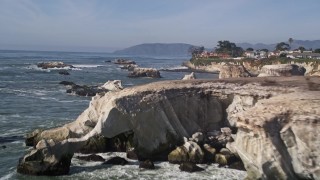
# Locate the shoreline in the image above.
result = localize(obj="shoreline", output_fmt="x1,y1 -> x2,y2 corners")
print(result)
182,61 -> 220,74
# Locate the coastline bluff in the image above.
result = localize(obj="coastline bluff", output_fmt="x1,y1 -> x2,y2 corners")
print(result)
18,77 -> 320,179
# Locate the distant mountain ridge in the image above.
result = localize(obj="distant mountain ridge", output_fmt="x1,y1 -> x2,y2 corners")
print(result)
112,40 -> 320,56
237,40 -> 320,51
113,43 -> 193,56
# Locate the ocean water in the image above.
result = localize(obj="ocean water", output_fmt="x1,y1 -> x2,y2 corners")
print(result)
0,50 -> 245,179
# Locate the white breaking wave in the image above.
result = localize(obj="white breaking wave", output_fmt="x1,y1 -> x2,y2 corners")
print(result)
73,64 -> 105,68
69,152 -> 246,180
0,172 -> 13,180
160,65 -> 189,71
24,65 -> 82,71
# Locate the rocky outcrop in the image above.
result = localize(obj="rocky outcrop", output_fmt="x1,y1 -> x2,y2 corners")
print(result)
100,80 -> 123,91
120,64 -> 138,71
59,80 -> 123,97
58,70 -> 70,75
139,160 -> 155,169
182,61 -> 220,73
18,77 -> 320,178
258,64 -> 306,77
168,141 -> 204,164
37,62 -> 74,69
128,68 -> 161,78
185,59 -> 320,77
182,72 -> 196,80
219,65 -> 252,79
17,139 -> 73,176
76,154 -> 105,162
228,91 -> 320,179
104,156 -> 128,165
114,59 -> 136,65
179,162 -> 204,172
65,84 -> 106,96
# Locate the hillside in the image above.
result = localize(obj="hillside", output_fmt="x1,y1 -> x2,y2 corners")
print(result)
237,40 -> 320,51
113,43 -> 193,56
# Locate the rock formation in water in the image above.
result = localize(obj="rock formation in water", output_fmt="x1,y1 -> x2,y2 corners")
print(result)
37,62 -> 74,69
58,80 -> 123,97
128,67 -> 161,78
18,77 -> 320,179
113,59 -> 136,65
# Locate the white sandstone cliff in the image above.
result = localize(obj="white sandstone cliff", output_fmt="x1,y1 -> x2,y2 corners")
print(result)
18,77 -> 320,179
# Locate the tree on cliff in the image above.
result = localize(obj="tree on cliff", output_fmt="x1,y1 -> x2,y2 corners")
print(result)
215,40 -> 244,57
288,38 -> 293,49
188,46 -> 205,58
275,42 -> 290,51
314,49 -> 320,53
298,46 -> 306,52
246,48 -> 254,51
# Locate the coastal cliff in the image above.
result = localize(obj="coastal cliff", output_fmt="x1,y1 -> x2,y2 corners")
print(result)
184,59 -> 320,78
18,77 -> 320,179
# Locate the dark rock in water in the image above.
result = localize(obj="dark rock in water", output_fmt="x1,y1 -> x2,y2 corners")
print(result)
37,62 -> 74,69
17,151 -> 73,176
114,59 -> 136,65
76,154 -> 105,162
66,84 -> 107,97
126,149 -> 138,160
58,70 -> 70,75
0,135 -> 24,144
104,60 -> 111,63
119,64 -> 138,71
2,145 -> 6,149
139,160 -> 155,169
25,129 -> 43,147
128,68 -> 161,78
179,162 -> 204,173
59,81 -> 76,86
104,156 -> 128,166
228,161 -> 246,171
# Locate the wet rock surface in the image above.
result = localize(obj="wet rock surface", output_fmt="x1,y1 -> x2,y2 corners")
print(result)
128,67 -> 161,78
59,80 -> 123,97
104,156 -> 128,166
37,62 -> 74,69
113,59 -> 136,65
76,154 -> 105,162
179,162 -> 204,173
17,139 -> 73,176
139,160 -> 155,169
58,70 -> 70,75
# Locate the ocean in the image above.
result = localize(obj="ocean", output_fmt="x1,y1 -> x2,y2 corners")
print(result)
0,50 -> 245,179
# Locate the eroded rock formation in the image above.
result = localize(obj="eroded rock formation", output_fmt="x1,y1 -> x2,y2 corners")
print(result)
258,64 -> 306,77
37,62 -> 74,69
219,65 -> 252,79
128,67 -> 161,78
18,77 -> 320,179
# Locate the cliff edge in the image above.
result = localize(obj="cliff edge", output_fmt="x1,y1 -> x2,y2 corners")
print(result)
17,77 -> 320,179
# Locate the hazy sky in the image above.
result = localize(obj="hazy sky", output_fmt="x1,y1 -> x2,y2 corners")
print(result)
0,0 -> 319,52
